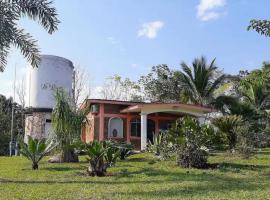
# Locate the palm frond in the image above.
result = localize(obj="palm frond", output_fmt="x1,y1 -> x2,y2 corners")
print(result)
14,0 -> 60,34
12,28 -> 41,67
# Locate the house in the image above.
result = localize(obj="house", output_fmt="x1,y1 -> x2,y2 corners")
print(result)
80,99 -> 214,150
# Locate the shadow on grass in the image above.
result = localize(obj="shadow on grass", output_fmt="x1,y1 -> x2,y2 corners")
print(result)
219,162 -> 269,172
43,166 -> 85,171
126,157 -> 151,162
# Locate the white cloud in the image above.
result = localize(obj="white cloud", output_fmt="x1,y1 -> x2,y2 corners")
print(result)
137,21 -> 164,39
197,0 -> 226,21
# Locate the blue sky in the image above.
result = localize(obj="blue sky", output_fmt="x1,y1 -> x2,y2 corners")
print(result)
1,0 -> 270,98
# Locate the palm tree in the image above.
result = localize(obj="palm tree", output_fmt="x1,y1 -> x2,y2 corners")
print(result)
180,56 -> 225,105
0,0 -> 59,72
20,136 -> 56,170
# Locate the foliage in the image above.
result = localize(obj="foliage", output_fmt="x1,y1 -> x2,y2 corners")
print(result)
0,94 -> 23,155
19,136 -> 56,170
168,116 -> 213,168
248,19 -> 270,37
0,0 -> 59,71
80,140 -> 120,176
179,56 -> 225,105
51,88 -> 87,162
212,115 -> 242,151
139,65 -> 182,102
148,131 -> 176,160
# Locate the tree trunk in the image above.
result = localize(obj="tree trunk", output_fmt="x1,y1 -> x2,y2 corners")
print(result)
32,162 -> 38,170
62,149 -> 79,163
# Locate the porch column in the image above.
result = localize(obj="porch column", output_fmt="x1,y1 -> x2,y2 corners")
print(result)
99,103 -> 104,140
126,113 -> 131,143
155,113 -> 159,135
141,113 -> 147,150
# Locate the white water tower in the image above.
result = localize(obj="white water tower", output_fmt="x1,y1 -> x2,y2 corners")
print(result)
24,55 -> 74,140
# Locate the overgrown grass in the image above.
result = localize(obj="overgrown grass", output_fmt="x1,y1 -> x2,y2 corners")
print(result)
0,149 -> 270,200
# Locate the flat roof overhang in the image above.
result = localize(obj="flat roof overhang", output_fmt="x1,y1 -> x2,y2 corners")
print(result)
120,103 -> 214,117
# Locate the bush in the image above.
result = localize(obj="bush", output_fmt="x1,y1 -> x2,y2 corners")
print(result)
168,116 -> 212,169
179,147 -> 208,168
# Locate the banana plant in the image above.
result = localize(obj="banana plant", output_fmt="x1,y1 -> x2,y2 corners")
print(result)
19,136 -> 56,170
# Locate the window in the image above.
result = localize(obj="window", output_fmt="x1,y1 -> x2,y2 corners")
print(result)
131,119 -> 141,137
108,117 -> 123,138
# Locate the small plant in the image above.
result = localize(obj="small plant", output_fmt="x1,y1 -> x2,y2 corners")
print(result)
82,140 -> 120,176
116,142 -> 134,160
19,136 -> 56,170
148,133 -> 163,156
148,131 -> 176,160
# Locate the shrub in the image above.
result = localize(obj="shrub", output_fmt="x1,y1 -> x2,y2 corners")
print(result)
168,116 -> 212,169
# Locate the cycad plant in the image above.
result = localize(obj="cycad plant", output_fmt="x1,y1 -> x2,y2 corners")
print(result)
212,115 -> 242,151
81,140 -> 120,176
0,0 -> 59,71
20,136 -> 56,170
180,56 -> 225,105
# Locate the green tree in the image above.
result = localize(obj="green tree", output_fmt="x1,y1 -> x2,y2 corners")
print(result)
180,56 -> 225,105
0,94 -> 23,155
51,89 -> 87,162
20,136 -> 56,170
139,65 -> 182,102
248,19 -> 270,37
0,0 -> 59,72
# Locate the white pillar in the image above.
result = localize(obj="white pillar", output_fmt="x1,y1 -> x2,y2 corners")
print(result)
141,113 -> 147,150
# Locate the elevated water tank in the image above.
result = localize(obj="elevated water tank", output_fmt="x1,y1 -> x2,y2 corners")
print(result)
25,55 -> 74,109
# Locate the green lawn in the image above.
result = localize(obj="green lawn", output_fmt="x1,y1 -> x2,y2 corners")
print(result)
0,149 -> 270,200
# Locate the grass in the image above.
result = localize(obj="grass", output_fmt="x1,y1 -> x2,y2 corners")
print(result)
0,149 -> 270,200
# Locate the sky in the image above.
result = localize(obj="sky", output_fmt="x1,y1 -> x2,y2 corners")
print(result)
1,0 -> 270,99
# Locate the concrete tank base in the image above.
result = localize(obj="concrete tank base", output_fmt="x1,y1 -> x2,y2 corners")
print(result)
24,109 -> 52,143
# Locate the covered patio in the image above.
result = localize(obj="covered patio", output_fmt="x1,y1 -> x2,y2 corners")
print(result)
121,103 -> 214,150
